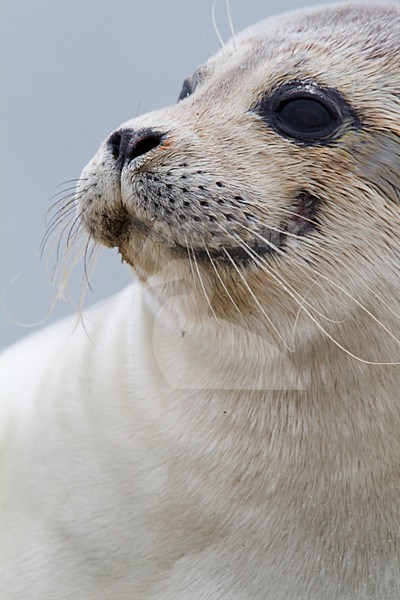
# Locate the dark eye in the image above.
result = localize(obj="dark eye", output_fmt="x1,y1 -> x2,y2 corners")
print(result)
275,97 -> 336,139
258,82 -> 358,144
178,77 -> 193,102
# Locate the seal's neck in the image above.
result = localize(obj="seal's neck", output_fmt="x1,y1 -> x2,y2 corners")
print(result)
70,285 -> 399,551
137,283 -> 399,475
143,282 -> 397,394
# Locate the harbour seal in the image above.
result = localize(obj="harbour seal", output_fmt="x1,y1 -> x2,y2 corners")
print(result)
1,2 -> 400,599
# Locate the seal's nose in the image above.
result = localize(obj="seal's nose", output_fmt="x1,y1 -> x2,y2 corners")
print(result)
108,128 -> 163,168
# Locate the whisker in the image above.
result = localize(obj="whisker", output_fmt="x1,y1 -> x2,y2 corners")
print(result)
244,214 -> 400,342
291,276 -> 326,347
226,0 -> 237,50
43,184 -> 96,256
46,183 -> 96,217
235,222 -> 344,323
52,243 -> 87,301
66,213 -> 84,249
278,205 -> 321,229
0,274 -> 61,328
307,267 -> 400,350
41,209 -> 77,257
52,213 -> 85,261
205,243 -> 243,316
242,211 -> 400,324
238,219 -> 318,248
299,306 -> 400,365
47,222 -> 85,283
46,196 -> 77,221
44,202 -> 77,236
43,204 -> 75,239
234,221 -> 286,256
221,245 -> 293,351
77,240 -> 101,329
40,183 -> 103,334
47,186 -> 80,205
212,0 -> 225,48
83,234 -> 94,292
191,244 -> 222,325
220,227 -> 400,365
185,236 -> 198,286
54,177 -> 88,190
186,237 -> 221,325
45,182 -> 94,220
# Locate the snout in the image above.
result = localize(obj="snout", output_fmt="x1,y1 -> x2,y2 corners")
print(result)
107,128 -> 165,170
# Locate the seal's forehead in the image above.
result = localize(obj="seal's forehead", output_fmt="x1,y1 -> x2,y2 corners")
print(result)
199,2 -> 399,96
233,2 -> 400,49
201,2 -> 400,72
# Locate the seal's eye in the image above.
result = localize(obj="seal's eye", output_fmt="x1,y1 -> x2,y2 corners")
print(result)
257,81 -> 358,144
274,97 -> 336,140
178,77 -> 194,102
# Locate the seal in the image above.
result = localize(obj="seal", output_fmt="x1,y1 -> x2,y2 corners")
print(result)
1,3 -> 400,599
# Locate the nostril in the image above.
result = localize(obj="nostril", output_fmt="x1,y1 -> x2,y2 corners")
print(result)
108,131 -> 122,160
107,128 -> 164,168
131,133 -> 163,160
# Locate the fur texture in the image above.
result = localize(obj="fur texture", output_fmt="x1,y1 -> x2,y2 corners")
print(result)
1,3 -> 400,598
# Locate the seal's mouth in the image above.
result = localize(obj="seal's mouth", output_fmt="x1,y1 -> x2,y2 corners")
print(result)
174,231 -> 285,263
94,190 -> 320,264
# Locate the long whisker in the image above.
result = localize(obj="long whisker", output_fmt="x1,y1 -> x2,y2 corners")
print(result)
48,210 -> 85,281
44,201 -> 77,236
42,183 -> 96,258
39,179 -> 103,334
190,242 -> 222,325
52,241 -> 88,302
48,222 -> 85,284
234,221 -> 286,256
41,207 -> 78,258
205,243 -> 243,316
229,228 -> 343,325
46,186 -> 81,206
220,227 -> 400,365
52,181 -> 96,207
239,215 -> 400,324
83,234 -> 94,292
221,246 -> 293,351
212,0 -> 225,48
77,240 -> 101,334
246,215 -> 400,339
238,219 -> 318,248
278,205 -> 321,229
185,236 -> 205,316
66,213 -> 84,249
234,222 -> 343,323
244,209 -> 400,328
308,268 -> 400,350
46,196 -> 77,222
291,275 -> 327,347
226,0 -> 237,50
54,177 -> 88,190
298,303 -> 400,365
55,215 -> 84,261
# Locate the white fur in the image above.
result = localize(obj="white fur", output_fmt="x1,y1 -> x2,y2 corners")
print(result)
1,3 -> 400,599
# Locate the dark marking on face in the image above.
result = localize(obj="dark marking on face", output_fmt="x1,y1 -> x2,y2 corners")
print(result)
255,80 -> 361,145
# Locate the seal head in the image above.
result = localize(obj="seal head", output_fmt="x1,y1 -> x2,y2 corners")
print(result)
77,2 -> 400,359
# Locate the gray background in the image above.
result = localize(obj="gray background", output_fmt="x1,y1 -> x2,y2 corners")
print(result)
2,0 -> 336,349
